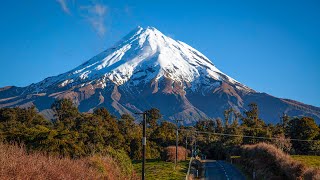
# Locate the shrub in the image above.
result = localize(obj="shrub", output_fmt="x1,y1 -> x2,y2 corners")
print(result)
240,142 -> 320,179
0,143 -> 99,179
270,134 -> 292,153
87,155 -> 138,180
162,146 -> 188,162
0,143 -> 137,180
103,146 -> 136,179
304,168 -> 320,180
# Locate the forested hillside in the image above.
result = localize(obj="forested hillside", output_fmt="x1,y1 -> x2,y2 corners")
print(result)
0,99 -> 319,159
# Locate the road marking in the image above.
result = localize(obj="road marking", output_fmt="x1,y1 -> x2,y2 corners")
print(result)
217,161 -> 230,180
203,160 -> 245,180
205,167 -> 208,178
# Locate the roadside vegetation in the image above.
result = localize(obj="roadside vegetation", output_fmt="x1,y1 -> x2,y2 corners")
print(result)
0,99 -> 319,179
240,143 -> 320,179
132,159 -> 189,180
0,142 -> 137,179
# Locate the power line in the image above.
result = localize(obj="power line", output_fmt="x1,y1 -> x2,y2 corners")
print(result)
178,129 -> 320,142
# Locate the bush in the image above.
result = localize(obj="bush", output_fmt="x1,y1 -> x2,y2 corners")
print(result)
87,155 -> 137,180
304,168 -> 320,180
162,146 -> 188,162
0,143 -> 137,180
240,143 -> 320,179
103,146 -> 136,179
0,143 -> 99,179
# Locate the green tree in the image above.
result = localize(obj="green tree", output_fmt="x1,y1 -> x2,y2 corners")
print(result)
288,117 -> 320,154
195,119 -> 215,132
51,99 -> 79,130
215,118 -> 224,133
222,118 -> 242,148
93,108 -> 124,150
151,121 -> 176,147
241,103 -> 271,144
0,107 -> 52,150
118,114 -> 142,159
146,108 -> 162,128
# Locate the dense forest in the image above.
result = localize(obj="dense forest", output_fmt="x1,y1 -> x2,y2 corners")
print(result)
0,99 -> 319,160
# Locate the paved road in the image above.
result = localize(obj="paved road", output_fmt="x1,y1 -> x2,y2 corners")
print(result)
202,160 -> 246,180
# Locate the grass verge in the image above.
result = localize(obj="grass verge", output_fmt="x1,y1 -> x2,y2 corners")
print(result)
292,155 -> 320,168
132,159 -> 189,180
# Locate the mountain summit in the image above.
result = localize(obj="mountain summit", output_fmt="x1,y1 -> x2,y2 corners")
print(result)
0,26 -> 319,124
30,26 -> 250,92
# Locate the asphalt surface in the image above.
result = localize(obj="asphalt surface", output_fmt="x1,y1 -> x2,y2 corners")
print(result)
202,160 -> 246,180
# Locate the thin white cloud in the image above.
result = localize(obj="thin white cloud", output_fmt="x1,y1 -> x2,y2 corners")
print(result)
56,1 -> 109,37
80,4 -> 108,37
56,0 -> 70,14
124,5 -> 132,16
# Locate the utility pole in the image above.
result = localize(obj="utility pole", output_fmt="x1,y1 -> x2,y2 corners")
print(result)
175,119 -> 183,169
190,131 -> 194,158
191,137 -> 194,158
135,112 -> 148,180
194,131 -> 197,157
185,136 -> 188,160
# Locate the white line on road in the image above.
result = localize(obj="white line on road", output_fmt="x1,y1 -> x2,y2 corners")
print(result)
217,161 -> 230,180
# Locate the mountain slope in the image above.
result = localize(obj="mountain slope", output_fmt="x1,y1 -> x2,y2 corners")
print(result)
0,26 -> 319,124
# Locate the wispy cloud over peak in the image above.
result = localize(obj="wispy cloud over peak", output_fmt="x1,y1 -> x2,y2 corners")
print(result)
80,4 -> 108,37
55,1 -> 109,37
56,0 -> 70,14
91,4 -> 107,16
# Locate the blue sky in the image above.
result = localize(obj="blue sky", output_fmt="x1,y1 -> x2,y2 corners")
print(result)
0,0 -> 319,107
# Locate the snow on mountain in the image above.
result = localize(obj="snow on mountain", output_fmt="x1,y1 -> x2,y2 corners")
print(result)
30,26 -> 251,93
1,26 -> 319,124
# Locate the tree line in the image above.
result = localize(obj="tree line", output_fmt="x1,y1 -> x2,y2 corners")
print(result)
193,103 -> 320,159
0,99 -> 319,160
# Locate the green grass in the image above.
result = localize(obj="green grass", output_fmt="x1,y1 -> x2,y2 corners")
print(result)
230,156 -> 241,159
132,159 -> 189,180
291,155 -> 320,168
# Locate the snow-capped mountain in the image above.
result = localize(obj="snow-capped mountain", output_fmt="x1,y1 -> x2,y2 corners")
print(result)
26,26 -> 251,93
0,26 -> 319,124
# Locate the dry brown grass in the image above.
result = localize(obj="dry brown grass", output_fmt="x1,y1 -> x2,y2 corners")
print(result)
0,143 -> 137,180
241,142 -> 320,180
304,168 -> 320,180
163,146 -> 188,162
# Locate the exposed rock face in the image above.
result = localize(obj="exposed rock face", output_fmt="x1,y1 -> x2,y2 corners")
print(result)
0,26 -> 319,124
